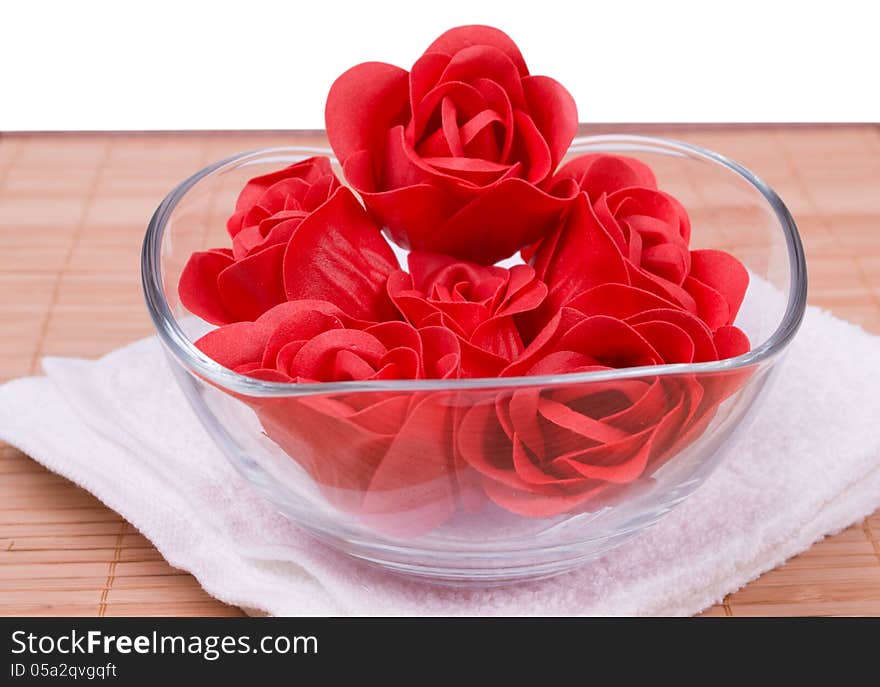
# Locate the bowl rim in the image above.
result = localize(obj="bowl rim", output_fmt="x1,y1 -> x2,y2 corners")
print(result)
141,134 -> 808,397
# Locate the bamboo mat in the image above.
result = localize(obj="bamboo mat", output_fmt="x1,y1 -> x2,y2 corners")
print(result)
1,125 -> 879,617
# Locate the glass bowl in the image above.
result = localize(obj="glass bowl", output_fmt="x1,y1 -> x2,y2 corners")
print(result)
141,135 -> 807,584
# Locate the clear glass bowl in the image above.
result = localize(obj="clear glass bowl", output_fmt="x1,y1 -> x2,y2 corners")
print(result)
142,135 -> 807,584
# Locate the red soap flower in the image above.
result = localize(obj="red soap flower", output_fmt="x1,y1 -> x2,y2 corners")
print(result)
227,156 -> 342,257
458,372 -> 707,517
325,24 -> 579,265
387,251 -> 547,371
178,157 -> 341,325
179,180 -> 400,325
195,300 -> 468,536
540,153 -> 750,329
196,299 -> 461,382
596,187 -> 692,286
457,289 -> 751,517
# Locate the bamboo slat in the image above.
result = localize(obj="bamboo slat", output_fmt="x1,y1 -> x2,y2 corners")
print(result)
1,125 -> 878,617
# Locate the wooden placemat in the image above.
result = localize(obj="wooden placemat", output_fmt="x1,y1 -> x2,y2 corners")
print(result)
1,125 -> 878,617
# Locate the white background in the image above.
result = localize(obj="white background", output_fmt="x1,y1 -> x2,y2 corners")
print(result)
3,0 -> 878,130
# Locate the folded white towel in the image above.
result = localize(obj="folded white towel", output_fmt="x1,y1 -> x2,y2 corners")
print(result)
1,298 -> 879,616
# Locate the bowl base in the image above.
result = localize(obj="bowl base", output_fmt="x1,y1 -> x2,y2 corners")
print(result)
303,526 -> 643,587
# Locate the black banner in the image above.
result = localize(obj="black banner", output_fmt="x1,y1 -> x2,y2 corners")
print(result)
2,617 -> 876,681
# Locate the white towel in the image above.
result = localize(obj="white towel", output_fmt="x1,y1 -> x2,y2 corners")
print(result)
1,298 -> 879,616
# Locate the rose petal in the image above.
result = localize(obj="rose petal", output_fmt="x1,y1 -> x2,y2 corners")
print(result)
366,320 -> 422,357
458,403 -> 580,493
557,315 -> 662,369
608,187 -> 691,245
538,397 -> 630,445
472,77 -> 515,159
550,375 -> 650,408
178,249 -> 234,325
470,316 -> 525,360
411,82 -> 489,155
373,175 -> 570,264
246,368 -> 293,382
625,308 -> 718,362
259,178 -> 312,214
647,377 -> 705,466
409,51 -> 451,118
525,194 -> 629,332
376,348 -> 422,380
282,188 -> 399,321
418,326 -> 462,379
506,389 -> 544,463
425,25 -> 529,76
714,325 -> 751,359
689,249 -> 750,323
407,250 -> 464,287
261,307 -> 346,369
438,44 -> 526,107
524,351 -> 601,375
460,109 -> 504,161
346,394 -> 414,434
457,403 -> 518,486
397,119 -> 522,193
504,306 -> 586,376
626,262 -> 698,313
497,264 -> 547,316
684,276 -> 731,331
306,173 -> 341,209
227,157 -> 336,237
567,283 -> 678,320
194,300 -> 336,371
553,153 -> 658,198
591,194 -> 631,257
361,395 -> 456,536
232,214 -> 305,261
290,329 -> 387,381
509,109 -> 552,183
632,320 -> 696,364
521,75 -> 578,170
216,243 -> 287,322
553,430 -> 654,483
642,242 -> 690,285
419,154 -> 512,186
511,434 -> 564,485
440,96 -> 464,157
196,322 -> 269,371
335,350 -> 382,380
325,61 -> 410,163
458,338 -> 509,378
273,341 -> 309,377
255,395 -> 392,510
346,164 -> 460,245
